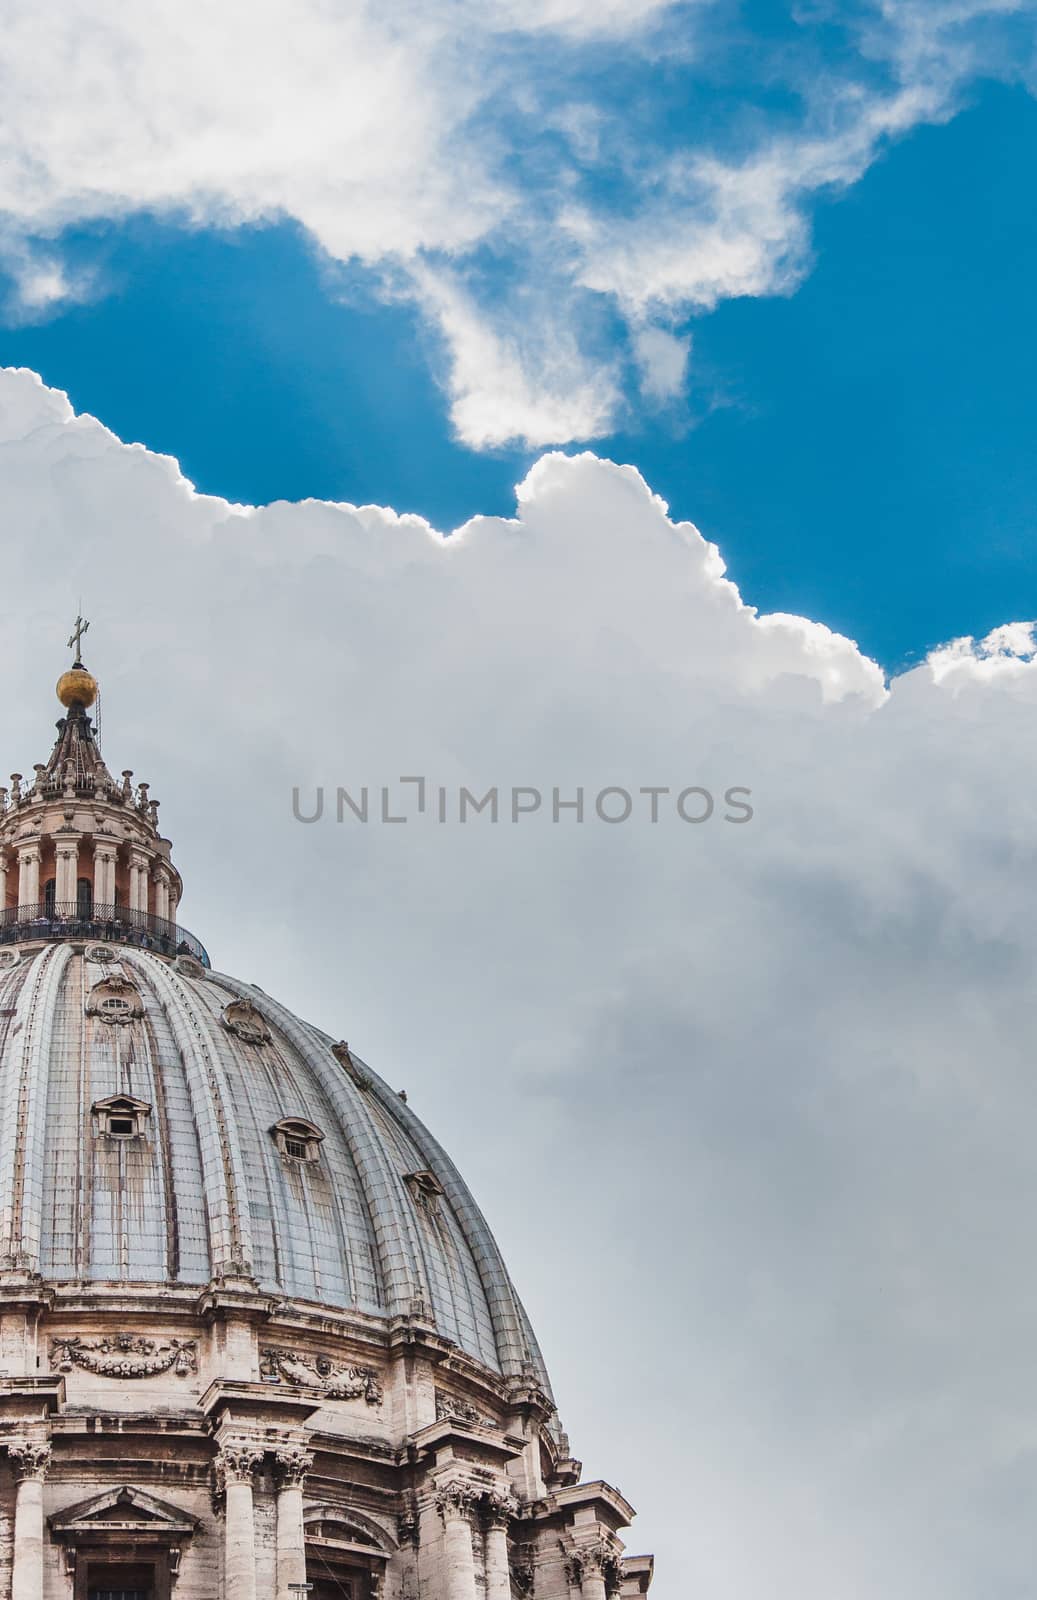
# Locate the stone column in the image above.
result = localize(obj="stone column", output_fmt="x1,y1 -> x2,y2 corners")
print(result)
481,1489 -> 515,1600
569,1540 -> 623,1600
435,1482 -> 479,1600
0,851 -> 7,912
16,844 -> 40,910
93,842 -> 117,910
581,1566 -> 608,1600
55,840 -> 79,905
153,869 -> 170,924
127,849 -> 150,914
273,1446 -> 313,1600
214,1439 -> 264,1600
8,1436 -> 51,1600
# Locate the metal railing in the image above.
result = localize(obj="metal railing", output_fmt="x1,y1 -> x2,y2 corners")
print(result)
0,901 -> 211,968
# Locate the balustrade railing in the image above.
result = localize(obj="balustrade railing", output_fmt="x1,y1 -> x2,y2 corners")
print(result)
0,901 -> 210,968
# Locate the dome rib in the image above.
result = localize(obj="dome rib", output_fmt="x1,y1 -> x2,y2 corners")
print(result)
211,972 -> 437,1326
366,1070 -> 554,1389
127,952 -> 256,1280
0,943 -> 71,1274
216,977 -> 550,1390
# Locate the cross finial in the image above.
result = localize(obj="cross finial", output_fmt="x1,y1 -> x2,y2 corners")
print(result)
67,614 -> 89,665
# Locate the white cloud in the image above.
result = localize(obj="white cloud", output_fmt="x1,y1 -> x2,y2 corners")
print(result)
0,0 -> 1032,445
413,266 -> 624,447
631,323 -> 691,402
3,367 -> 1037,1596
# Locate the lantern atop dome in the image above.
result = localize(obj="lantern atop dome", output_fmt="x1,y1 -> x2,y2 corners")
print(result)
55,612 -> 99,707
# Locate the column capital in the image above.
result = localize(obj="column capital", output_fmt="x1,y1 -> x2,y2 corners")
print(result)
213,1436 -> 264,1489
7,1435 -> 52,1481
434,1476 -> 482,1523
273,1445 -> 314,1489
16,843 -> 41,862
480,1485 -> 517,1529
562,1535 -> 625,1593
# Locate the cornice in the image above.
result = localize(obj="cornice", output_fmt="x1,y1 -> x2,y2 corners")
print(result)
406,1416 -> 526,1467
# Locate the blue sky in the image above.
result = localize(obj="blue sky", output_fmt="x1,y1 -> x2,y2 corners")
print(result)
0,2 -> 1034,674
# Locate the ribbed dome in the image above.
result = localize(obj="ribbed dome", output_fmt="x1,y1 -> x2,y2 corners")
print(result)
0,939 -> 550,1389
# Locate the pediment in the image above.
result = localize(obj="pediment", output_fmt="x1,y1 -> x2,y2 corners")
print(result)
50,1486 -> 198,1538
92,1094 -> 151,1115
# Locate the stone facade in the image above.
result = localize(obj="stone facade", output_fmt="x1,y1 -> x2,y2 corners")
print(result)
0,648 -> 654,1600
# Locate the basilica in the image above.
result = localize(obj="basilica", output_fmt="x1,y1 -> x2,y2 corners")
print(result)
0,634 -> 653,1600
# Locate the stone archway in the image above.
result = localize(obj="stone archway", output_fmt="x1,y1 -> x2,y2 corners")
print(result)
302,1507 -> 393,1600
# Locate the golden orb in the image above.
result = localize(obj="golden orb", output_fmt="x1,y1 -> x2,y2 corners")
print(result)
56,666 -> 98,709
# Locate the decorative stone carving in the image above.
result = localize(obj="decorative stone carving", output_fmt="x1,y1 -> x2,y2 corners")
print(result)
84,944 -> 116,964
333,1039 -> 372,1090
480,1486 -> 517,1528
564,1537 -> 625,1594
396,1506 -> 420,1547
434,1479 -> 481,1522
212,1439 -> 264,1494
174,953 -> 205,980
0,949 -> 21,968
435,1390 -> 493,1429
85,974 -> 144,1024
51,1332 -> 198,1378
273,1445 -> 314,1488
220,997 -> 272,1044
259,1346 -> 383,1404
7,1437 -> 52,1481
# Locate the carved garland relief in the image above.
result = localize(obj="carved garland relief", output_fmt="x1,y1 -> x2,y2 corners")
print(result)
51,1333 -> 198,1378
259,1346 -> 383,1404
435,1390 -> 494,1428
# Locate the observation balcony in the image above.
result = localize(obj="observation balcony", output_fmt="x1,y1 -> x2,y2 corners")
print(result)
0,901 -> 211,968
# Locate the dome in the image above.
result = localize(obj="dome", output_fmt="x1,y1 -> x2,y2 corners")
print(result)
0,632 -> 653,1600
0,939 -> 549,1387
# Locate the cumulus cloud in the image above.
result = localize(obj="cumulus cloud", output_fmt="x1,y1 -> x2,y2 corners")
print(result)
0,0 -> 1033,445
2,366 -> 1037,1597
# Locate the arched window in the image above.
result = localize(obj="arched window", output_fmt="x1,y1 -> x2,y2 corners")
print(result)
43,878 -> 56,916
271,1118 -> 324,1164
77,876 -> 93,918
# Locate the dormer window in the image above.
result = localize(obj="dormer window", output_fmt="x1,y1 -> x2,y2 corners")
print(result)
93,1094 -> 151,1139
86,976 -> 144,1025
403,1170 -> 445,1216
271,1118 -> 324,1164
